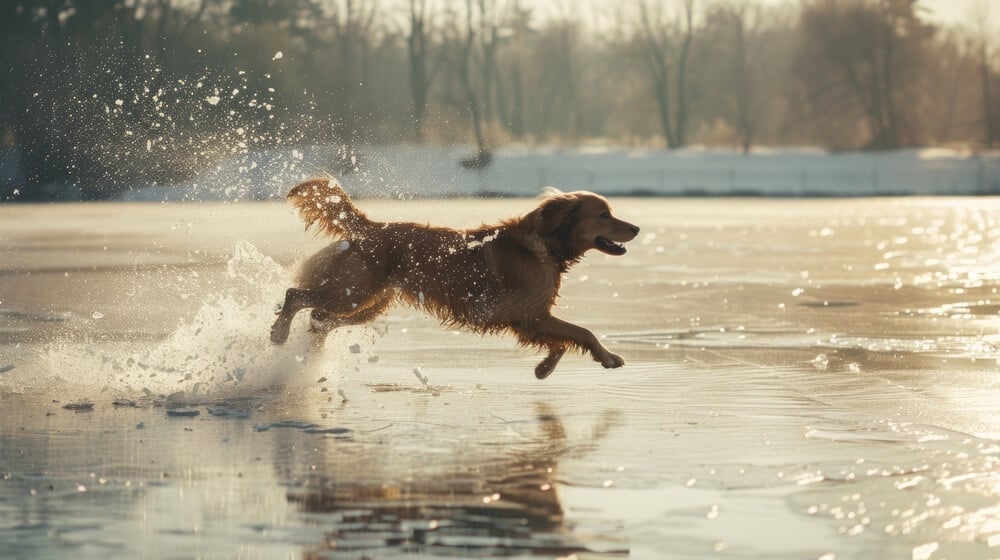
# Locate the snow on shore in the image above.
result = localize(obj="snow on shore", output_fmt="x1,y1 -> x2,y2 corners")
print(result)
122,144 -> 1000,202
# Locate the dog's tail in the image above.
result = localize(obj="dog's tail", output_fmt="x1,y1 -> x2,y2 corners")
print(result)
286,178 -> 373,238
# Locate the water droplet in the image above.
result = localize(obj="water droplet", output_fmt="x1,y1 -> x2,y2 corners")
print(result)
912,543 -> 938,560
810,354 -> 829,370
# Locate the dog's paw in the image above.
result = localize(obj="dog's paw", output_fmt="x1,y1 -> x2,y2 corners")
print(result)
535,362 -> 554,380
535,358 -> 559,380
599,352 -> 625,369
535,347 -> 567,380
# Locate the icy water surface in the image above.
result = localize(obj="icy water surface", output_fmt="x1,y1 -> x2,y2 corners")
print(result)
1,198 -> 999,559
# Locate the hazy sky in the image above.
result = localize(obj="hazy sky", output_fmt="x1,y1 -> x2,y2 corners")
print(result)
531,0 -> 991,29
757,0 -> 987,25
913,0 -> 985,24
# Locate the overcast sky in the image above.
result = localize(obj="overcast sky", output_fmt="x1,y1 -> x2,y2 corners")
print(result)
528,0 -> 992,30
915,0 -> 987,24
760,0 -> 985,25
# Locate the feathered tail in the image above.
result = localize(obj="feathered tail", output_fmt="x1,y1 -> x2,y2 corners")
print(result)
286,178 -> 373,238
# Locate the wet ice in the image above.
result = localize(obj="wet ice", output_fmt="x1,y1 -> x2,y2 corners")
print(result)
1,198 -> 999,559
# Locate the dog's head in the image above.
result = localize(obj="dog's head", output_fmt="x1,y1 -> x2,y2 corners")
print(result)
530,189 -> 639,261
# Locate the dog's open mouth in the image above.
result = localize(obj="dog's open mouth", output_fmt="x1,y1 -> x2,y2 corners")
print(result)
595,236 -> 627,255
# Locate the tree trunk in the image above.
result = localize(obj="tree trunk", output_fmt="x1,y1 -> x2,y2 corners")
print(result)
458,0 -> 486,152
672,0 -> 695,149
880,11 -> 899,149
407,0 -> 431,143
653,76 -> 676,149
674,34 -> 692,148
981,45 -> 997,147
495,61 -> 525,139
731,11 -> 753,154
481,25 -> 497,122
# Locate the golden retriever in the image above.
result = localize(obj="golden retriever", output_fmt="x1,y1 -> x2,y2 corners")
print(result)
270,178 -> 639,379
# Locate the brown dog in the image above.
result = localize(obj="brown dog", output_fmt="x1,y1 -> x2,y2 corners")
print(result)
270,178 -> 639,379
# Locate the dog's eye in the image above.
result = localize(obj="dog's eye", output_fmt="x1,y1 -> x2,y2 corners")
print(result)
600,211 -> 611,219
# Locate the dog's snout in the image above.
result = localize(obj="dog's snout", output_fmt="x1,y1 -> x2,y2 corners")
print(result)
614,218 -> 640,238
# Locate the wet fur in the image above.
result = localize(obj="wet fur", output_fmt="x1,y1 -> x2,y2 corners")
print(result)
271,178 -> 639,379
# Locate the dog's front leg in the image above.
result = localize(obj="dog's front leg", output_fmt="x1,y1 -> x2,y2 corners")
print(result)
532,316 -> 624,369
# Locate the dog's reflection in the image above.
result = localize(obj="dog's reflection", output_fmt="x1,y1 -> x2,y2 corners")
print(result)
287,403 -> 623,557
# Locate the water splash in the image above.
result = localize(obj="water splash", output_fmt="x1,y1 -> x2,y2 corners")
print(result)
32,241 -> 367,401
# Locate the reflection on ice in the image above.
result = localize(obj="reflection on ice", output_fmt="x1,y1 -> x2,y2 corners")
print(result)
287,404 -> 627,557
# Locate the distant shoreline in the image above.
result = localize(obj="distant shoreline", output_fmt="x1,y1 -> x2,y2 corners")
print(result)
4,144 -> 1000,203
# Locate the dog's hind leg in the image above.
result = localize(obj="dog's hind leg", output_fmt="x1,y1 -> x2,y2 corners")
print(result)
307,309 -> 336,353
535,345 -> 567,380
270,288 -> 327,345
306,290 -> 396,352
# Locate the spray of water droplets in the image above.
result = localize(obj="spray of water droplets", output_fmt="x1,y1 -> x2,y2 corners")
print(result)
27,241 -> 372,402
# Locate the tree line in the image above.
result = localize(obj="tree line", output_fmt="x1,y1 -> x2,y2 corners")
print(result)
1,0 -> 997,199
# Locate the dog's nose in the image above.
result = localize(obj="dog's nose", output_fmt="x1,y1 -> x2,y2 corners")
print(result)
631,225 -> 640,236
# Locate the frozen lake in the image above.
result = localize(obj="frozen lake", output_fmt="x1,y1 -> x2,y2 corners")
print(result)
1,197 -> 999,559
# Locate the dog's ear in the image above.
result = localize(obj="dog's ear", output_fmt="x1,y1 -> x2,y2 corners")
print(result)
533,194 -> 579,236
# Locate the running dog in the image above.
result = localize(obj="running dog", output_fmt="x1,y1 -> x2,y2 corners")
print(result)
270,178 -> 639,379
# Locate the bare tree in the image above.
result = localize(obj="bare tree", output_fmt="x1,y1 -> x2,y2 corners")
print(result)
795,0 -> 931,150
632,0 -> 698,149
494,1 -> 529,139
917,29 -> 976,144
407,0 -> 441,142
12,0 -> 1000,201
712,2 -> 761,153
971,0 -> 998,147
327,0 -> 381,141
533,16 -> 585,140
478,0 -> 503,123
444,0 -> 491,167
